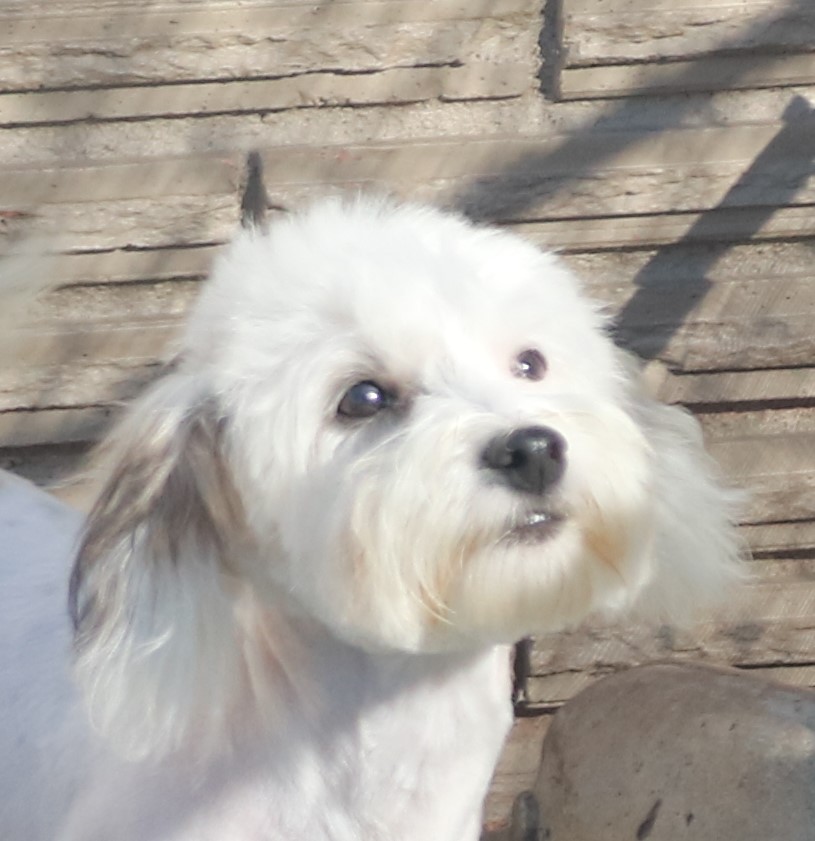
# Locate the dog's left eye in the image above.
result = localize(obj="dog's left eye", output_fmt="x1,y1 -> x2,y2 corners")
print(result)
338,381 -> 394,419
513,349 -> 547,381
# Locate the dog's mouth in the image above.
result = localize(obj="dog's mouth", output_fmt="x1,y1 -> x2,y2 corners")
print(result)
503,511 -> 565,545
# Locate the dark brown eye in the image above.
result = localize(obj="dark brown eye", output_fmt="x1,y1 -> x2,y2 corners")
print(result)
338,381 -> 394,419
513,349 -> 547,381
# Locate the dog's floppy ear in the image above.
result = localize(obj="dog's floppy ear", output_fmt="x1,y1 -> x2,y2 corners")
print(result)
69,373 -> 247,759
624,361 -> 744,624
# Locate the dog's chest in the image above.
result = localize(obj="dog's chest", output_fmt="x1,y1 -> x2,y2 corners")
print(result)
199,646 -> 511,841
250,645 -> 514,840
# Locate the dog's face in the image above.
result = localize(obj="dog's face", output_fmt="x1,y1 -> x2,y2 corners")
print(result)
70,195 -> 741,756
161,198 -> 733,653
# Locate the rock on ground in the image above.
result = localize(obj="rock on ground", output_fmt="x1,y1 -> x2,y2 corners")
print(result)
530,662 -> 815,840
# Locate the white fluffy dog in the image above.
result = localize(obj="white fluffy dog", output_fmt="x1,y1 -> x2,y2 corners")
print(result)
1,167 -> 741,840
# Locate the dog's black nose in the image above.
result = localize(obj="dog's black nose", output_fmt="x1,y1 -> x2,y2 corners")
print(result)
482,426 -> 566,495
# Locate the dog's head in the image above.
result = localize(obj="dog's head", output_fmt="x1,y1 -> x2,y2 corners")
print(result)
70,194 -> 742,756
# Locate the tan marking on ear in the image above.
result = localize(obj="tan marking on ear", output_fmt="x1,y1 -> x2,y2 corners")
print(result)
70,396 -> 250,635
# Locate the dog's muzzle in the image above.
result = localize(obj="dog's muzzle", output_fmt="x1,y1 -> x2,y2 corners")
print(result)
481,426 -> 566,495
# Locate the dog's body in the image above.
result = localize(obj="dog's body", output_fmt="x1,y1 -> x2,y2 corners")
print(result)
2,484 -> 508,840
1,191 -> 741,840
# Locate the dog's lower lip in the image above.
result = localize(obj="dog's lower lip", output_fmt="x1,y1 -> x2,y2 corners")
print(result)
506,512 -> 564,545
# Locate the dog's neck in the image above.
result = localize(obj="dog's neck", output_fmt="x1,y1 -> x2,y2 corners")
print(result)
231,591 -> 512,744
171,594 -> 515,840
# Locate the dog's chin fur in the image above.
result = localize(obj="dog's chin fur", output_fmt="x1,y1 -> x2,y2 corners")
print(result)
10,195 -> 742,839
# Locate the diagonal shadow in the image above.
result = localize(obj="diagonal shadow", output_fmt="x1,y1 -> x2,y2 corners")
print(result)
454,0 -> 815,375
614,95 -> 815,363
456,0 -> 815,227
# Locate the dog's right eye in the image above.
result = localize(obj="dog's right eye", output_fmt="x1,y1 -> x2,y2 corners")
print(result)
512,348 -> 547,381
338,381 -> 393,419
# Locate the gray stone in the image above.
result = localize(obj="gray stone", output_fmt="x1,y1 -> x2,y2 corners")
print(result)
533,662 -> 815,840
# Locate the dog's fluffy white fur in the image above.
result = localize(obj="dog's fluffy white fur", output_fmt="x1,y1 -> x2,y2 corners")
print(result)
1,195 -> 741,840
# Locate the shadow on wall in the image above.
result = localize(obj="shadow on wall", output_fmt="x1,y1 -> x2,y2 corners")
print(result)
455,0 -> 815,362
614,96 -> 815,363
